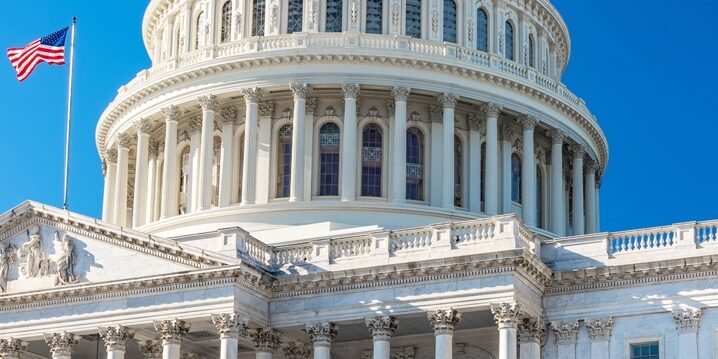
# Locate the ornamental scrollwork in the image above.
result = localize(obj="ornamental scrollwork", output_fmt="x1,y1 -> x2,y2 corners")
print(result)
365,316 -> 399,341
551,320 -> 579,346
305,322 -> 338,347
672,308 -> 702,334
251,328 -> 281,353
490,303 -> 521,329
585,318 -> 612,341
211,312 -> 248,339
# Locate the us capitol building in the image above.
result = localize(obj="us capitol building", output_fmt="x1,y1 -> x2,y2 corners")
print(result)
1,0 -> 715,358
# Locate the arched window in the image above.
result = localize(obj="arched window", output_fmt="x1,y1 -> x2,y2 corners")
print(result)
277,125 -> 292,198
287,0 -> 303,34
505,21 -> 514,60
178,147 -> 191,214
454,135 -> 463,207
361,124 -> 383,197
211,137 -> 222,207
220,1 -> 233,43
476,8 -> 488,52
443,0 -> 457,43
252,0 -> 266,36
406,128 -> 424,201
319,123 -> 340,196
195,12 -> 206,49
405,0 -> 421,39
536,166 -> 543,228
511,153 -> 521,202
529,35 -> 536,68
366,0 -> 383,34
326,0 -> 343,32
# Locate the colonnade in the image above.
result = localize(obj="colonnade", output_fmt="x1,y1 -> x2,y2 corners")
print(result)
101,83 -> 600,237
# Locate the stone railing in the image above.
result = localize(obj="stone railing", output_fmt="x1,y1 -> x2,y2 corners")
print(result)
235,215 -> 537,271
114,32 -> 593,123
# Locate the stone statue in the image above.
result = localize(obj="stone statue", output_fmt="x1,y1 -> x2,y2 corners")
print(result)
54,232 -> 78,285
19,227 -> 51,278
0,243 -> 16,292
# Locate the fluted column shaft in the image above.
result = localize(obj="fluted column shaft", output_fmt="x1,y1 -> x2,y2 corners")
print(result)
197,95 -> 218,210
219,109 -> 236,207
520,116 -> 537,227
133,120 -> 152,227
391,87 -> 410,203
241,89 -> 261,205
290,83 -> 310,202
481,104 -> 501,215
549,130 -> 566,236
440,94 -> 458,209
341,84 -> 359,201
102,150 -> 118,222
161,106 -> 181,218
585,164 -> 597,234
113,136 -> 131,226
571,145 -> 585,235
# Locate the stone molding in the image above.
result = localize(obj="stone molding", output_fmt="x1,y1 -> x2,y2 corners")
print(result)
478,103 -> 502,119
0,338 -> 28,357
438,93 -> 459,110
189,115 -> 202,133
154,319 -> 190,345
551,320 -> 579,346
134,118 -> 154,134
305,322 -> 338,347
548,128 -> 566,145
99,325 -> 135,351
105,148 -> 118,163
282,342 -> 312,359
391,87 -> 411,102
137,340 -> 162,358
429,105 -> 442,123
585,318 -> 612,342
570,143 -> 586,159
290,83 -> 311,100
258,101 -> 276,117
211,312 -> 248,339
466,113 -> 483,131
305,98 -> 318,113
342,83 -> 361,99
365,315 -> 399,341
251,328 -> 282,353
518,115 -> 539,131
241,87 -> 263,103
490,303 -> 521,329
117,133 -> 133,148
44,332 -> 80,357
220,107 -> 238,124
162,105 -> 182,122
517,317 -> 544,343
673,308 -> 702,334
427,309 -> 461,335
198,94 -> 219,111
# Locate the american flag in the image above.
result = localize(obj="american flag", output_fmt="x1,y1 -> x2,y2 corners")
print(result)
7,27 -> 69,82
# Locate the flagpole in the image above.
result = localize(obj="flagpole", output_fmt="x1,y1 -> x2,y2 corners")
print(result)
62,17 -> 76,210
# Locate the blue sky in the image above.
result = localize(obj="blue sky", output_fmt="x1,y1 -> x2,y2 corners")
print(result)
0,1 -> 716,232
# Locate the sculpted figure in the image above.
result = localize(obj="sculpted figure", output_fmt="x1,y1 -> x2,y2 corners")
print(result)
55,232 -> 78,285
0,243 -> 16,292
19,227 -> 49,278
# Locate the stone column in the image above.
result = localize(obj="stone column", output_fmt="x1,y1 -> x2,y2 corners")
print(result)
113,134 -> 132,226
585,318 -> 612,359
491,303 -> 520,359
500,125 -> 515,214
154,319 -> 191,359
102,149 -> 118,222
289,83 -> 310,202
44,332 -> 80,359
427,309 -> 461,359
439,94 -> 458,209
673,308 -> 702,359
255,101 -> 275,204
390,87 -> 410,203
250,328 -> 281,359
161,105 -> 181,218
305,322 -> 337,359
197,95 -> 219,210
570,145 -> 585,235
519,115 -> 538,226
137,340 -> 162,359
219,108 -> 237,207
480,103 -> 502,215
188,116 -> 202,212
548,129 -> 566,236
145,142 -> 160,223
212,312 -> 248,359
551,320 -> 579,359
365,316 -> 399,359
99,325 -> 135,359
467,113 -> 483,213
518,317 -> 543,359
241,88 -> 262,205
341,83 -> 360,202
584,162 -> 597,234
0,338 -> 28,359
132,119 -> 153,227
429,105 -> 443,207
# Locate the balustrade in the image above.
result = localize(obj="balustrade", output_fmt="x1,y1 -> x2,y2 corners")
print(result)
607,226 -> 676,254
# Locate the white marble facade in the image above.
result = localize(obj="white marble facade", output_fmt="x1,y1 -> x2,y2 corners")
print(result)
1,0 -> 716,358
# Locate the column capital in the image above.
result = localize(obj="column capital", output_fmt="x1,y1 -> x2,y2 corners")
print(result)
570,143 -> 586,159
186,115 -> 201,133
518,115 -> 539,131
117,133 -> 133,148
585,161 -> 598,174
198,94 -> 219,111
241,87 -> 263,103
149,141 -> 161,158
153,319 -> 190,345
500,124 -> 517,141
429,105 -> 443,123
259,100 -> 276,117
305,322 -> 338,347
220,107 -> 238,124
137,339 -> 162,359
99,325 -> 135,351
479,102 -> 502,118
282,342 -> 312,359
211,312 -> 248,339
290,83 -> 312,100
517,317 -> 544,344
466,112 -> 484,131
134,118 -> 154,134
342,83 -> 361,99
490,303 -> 521,329
548,128 -> 566,145
438,93 -> 459,109
585,317 -> 612,342
365,315 -> 399,341
673,308 -> 702,334
428,309 -> 462,334
305,97 -> 318,114
550,320 -> 579,346
105,148 -> 118,163
250,328 -> 282,353
0,338 -> 28,358
162,105 -> 182,122
384,99 -> 396,115
391,86 -> 411,102
44,332 -> 80,357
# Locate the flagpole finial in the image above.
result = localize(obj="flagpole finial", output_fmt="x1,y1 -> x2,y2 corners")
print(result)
72,17 -> 77,23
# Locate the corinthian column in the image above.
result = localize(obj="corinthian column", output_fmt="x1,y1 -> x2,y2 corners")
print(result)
428,309 -> 461,359
517,317 -> 543,359
188,116 -> 202,212
212,312 -> 248,359
219,108 -> 237,207
305,322 -> 337,359
551,321 -> 579,359
282,342 -> 312,359
145,141 -> 160,223
113,133 -> 132,226
241,87 -> 262,205
480,103 -> 502,215
197,95 -> 219,210
673,308 -> 702,359
584,162 -> 597,234
341,83 -> 360,201
467,113 -> 483,213
250,328 -> 281,359
99,325 -> 136,359
365,316 -> 399,359
491,303 -> 520,359
519,115 -> 538,226
439,94 -> 458,209
102,149 -> 118,222
44,332 -> 80,359
585,318 -> 612,359
548,129 -> 566,236
570,145 -> 585,235
390,87 -> 410,203
161,105 -> 181,218
0,338 -> 28,359
133,118 -> 153,227
154,319 -> 191,359
289,83 -> 310,202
